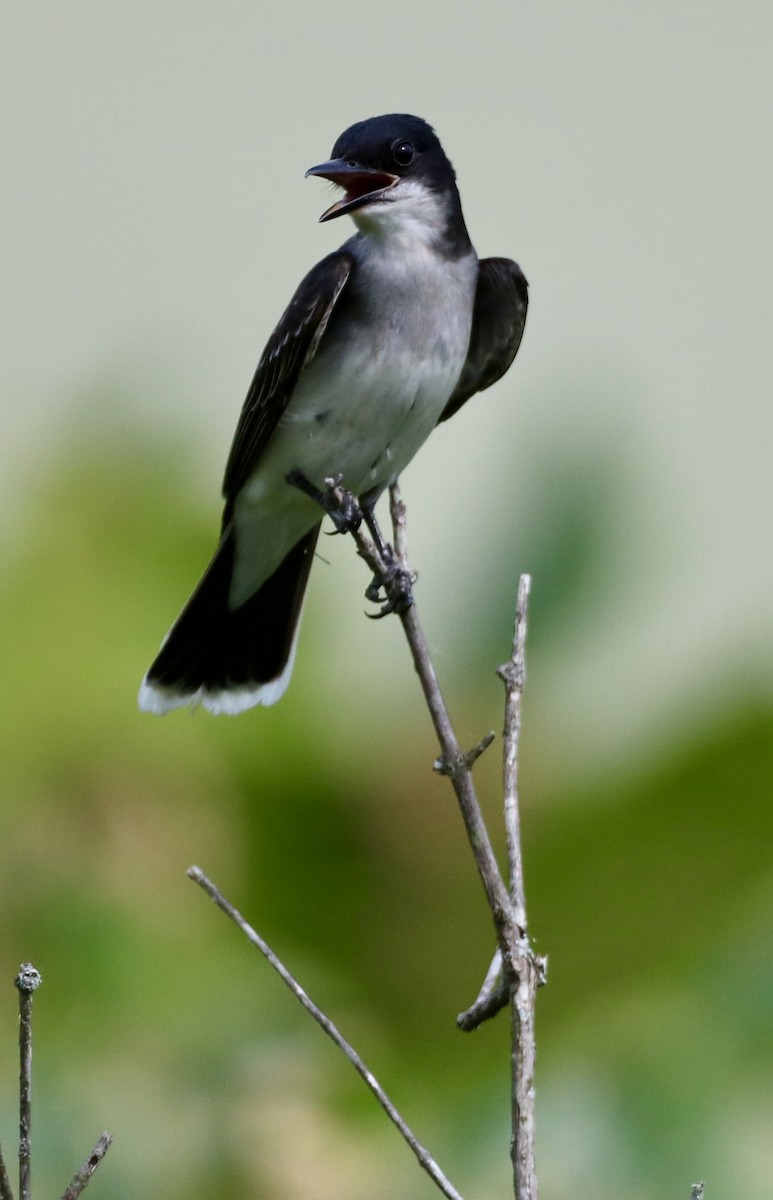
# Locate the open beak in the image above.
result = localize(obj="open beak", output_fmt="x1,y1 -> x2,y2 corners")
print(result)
305,157 -> 399,222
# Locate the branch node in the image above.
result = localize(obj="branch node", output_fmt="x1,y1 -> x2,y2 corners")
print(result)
431,751 -> 463,778
436,733 -> 495,777
14,967 -> 41,995
496,659 -> 526,691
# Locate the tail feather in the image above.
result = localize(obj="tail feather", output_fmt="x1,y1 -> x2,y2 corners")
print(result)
139,523 -> 321,714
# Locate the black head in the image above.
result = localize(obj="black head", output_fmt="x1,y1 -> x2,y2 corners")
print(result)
306,113 -> 462,226
331,114 -> 452,181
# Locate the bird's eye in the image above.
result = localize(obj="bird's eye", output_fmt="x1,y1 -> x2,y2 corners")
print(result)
391,140 -> 414,167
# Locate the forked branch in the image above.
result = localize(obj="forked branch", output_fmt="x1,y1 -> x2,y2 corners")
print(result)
199,476 -> 544,1200
319,480 -> 545,1200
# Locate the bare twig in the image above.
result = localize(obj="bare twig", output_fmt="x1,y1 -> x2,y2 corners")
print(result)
399,600 -> 514,937
15,965 -> 41,1200
389,479 -> 410,560
499,575 -> 531,932
498,580 -> 546,1200
456,947 -> 509,1031
325,480 -> 517,949
187,866 -> 466,1200
274,477 -> 544,1199
4,967 -> 111,1200
59,1134 -> 113,1200
364,487 -> 545,1200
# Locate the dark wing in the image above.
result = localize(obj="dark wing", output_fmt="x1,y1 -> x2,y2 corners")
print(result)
221,249 -> 354,512
438,257 -> 528,424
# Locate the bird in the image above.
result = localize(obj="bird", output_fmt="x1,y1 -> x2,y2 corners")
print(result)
138,113 -> 528,716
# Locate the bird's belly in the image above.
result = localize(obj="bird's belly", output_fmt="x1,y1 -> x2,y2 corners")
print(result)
229,347 -> 463,608
259,342 -> 464,495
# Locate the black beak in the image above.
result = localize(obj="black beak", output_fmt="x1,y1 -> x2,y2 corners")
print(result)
305,156 -> 399,222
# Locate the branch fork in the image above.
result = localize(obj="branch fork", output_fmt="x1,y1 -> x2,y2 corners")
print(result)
192,478 -> 544,1200
320,484 -> 544,1198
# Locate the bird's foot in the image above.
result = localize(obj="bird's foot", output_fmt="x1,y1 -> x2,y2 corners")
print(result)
286,469 -> 414,616
286,470 -> 363,534
365,547 -> 416,619
360,498 -> 415,617
326,484 -> 364,535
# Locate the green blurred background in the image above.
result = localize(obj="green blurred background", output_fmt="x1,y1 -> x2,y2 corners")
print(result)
2,2 -> 772,1198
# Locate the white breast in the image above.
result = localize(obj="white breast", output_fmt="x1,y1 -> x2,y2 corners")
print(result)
275,228 -> 478,494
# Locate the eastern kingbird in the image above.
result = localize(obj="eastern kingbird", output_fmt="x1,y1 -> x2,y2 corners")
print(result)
139,114 -> 528,715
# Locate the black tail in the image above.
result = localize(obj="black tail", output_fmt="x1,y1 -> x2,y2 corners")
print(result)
139,523 -> 320,714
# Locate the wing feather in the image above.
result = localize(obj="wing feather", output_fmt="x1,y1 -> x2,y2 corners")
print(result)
438,257 -> 528,423
222,250 -> 354,509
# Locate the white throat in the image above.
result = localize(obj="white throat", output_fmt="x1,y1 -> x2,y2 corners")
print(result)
350,178 -> 457,253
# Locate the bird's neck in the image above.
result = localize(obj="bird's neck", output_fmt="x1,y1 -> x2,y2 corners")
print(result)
351,182 -> 473,261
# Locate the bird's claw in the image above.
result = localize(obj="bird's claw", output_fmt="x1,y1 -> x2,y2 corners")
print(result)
286,470 -> 363,534
326,489 -> 363,535
287,468 -> 413,615
365,560 -> 415,618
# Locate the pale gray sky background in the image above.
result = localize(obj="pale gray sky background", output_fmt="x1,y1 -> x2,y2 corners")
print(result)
2,0 -> 771,773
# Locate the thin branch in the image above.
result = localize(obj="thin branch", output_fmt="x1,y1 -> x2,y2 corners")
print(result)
497,582 -> 546,1200
187,866 -> 466,1200
498,575 -> 531,932
326,479 -> 518,953
381,489 -> 545,1200
4,967 -> 111,1200
456,947 -> 510,1031
59,1134 -> 113,1200
15,965 -> 41,1200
